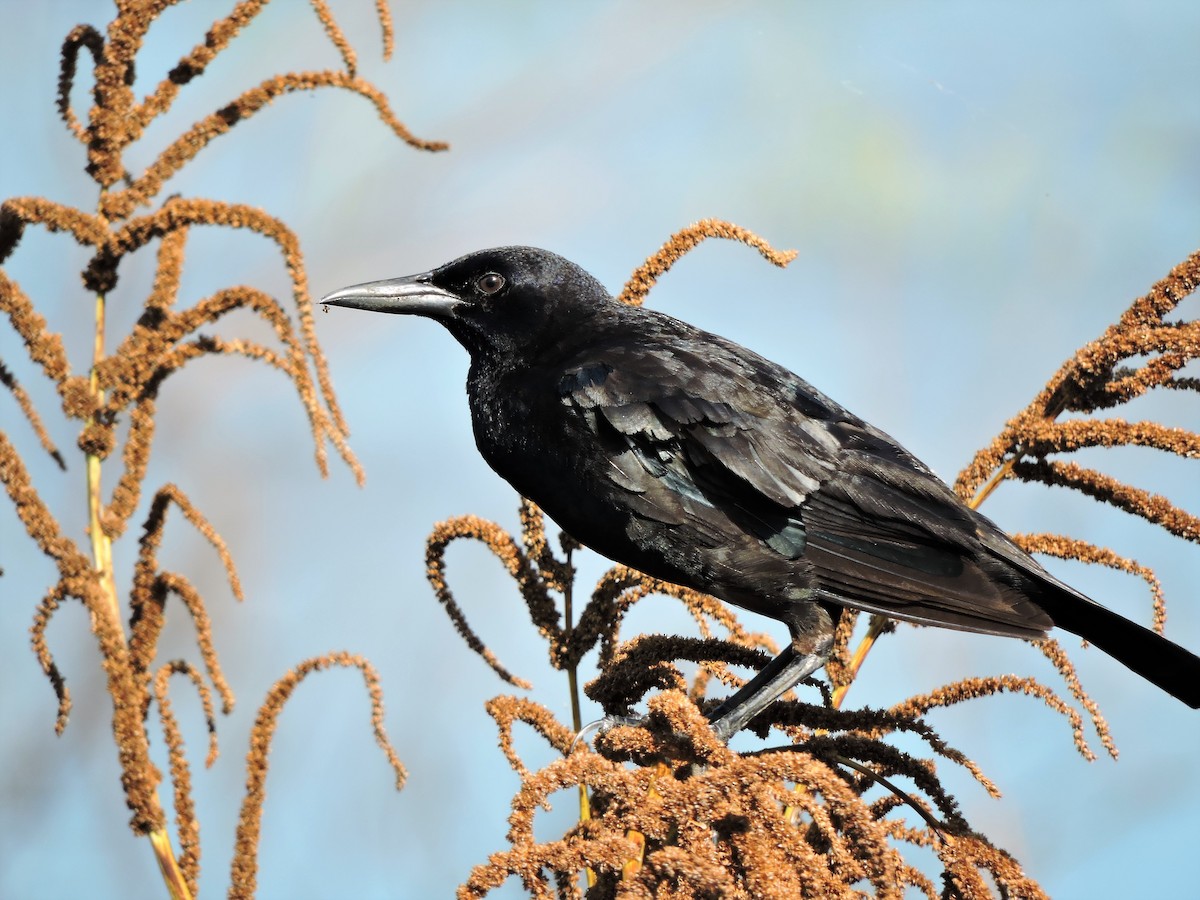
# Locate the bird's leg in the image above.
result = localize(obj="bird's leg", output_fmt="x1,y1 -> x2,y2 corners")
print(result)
708,604 -> 837,742
574,606 -> 836,747
573,640 -> 828,748
707,638 -> 831,742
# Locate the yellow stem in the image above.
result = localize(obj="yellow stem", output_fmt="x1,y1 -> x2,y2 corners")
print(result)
785,615 -> 891,822
149,828 -> 194,900
622,764 -> 665,881
829,615 -> 890,711
87,292 -> 119,622
568,655 -> 593,832
89,287 -> 190,899
621,830 -> 648,881
968,455 -> 1017,511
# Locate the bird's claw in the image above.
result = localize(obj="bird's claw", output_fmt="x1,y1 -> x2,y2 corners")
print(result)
569,714 -> 646,752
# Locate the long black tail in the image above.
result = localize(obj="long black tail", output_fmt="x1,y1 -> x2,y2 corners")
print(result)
1038,586 -> 1200,709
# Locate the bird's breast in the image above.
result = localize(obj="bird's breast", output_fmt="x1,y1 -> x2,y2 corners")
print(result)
467,366 -> 663,559
463,364 -> 805,608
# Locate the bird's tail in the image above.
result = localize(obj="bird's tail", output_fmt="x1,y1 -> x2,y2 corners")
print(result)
1037,585 -> 1200,709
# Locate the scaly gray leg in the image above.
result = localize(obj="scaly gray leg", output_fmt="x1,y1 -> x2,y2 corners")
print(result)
708,639 -> 830,742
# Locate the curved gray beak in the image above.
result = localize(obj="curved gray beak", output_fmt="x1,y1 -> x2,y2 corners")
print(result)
320,273 -> 462,317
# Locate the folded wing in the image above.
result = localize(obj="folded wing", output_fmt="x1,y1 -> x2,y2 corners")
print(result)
559,338 -> 1053,639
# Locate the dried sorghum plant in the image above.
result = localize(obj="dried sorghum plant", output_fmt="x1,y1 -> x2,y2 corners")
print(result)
423,221 -> 1196,897
1,3 -> 442,898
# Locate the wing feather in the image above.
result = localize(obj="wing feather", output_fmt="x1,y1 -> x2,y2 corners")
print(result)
558,341 -> 1053,637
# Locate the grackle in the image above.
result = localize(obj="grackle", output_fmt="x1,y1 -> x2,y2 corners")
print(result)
323,247 -> 1200,739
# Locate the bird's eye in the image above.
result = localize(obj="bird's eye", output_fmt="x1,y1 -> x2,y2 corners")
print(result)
476,273 -> 506,295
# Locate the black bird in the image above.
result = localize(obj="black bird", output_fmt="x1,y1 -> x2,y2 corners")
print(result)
323,247 -> 1200,739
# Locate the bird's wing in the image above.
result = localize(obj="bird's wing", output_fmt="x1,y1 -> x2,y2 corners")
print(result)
558,344 -> 833,548
559,341 -> 1051,638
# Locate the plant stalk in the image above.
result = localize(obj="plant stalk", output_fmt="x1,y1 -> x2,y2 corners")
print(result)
88,287 -> 193,900
562,549 -> 598,889
87,292 -> 119,622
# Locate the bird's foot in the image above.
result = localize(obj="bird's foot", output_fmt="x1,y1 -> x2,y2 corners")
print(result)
570,714 -> 646,752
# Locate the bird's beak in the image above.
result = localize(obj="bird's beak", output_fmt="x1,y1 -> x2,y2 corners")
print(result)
319,273 -> 463,317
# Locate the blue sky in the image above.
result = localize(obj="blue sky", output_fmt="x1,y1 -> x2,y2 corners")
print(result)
2,2 -> 1198,897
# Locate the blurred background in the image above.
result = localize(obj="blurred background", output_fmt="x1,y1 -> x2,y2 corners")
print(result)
2,2 -> 1197,897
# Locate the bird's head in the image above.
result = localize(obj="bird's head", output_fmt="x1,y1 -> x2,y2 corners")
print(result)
321,246 -> 612,361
